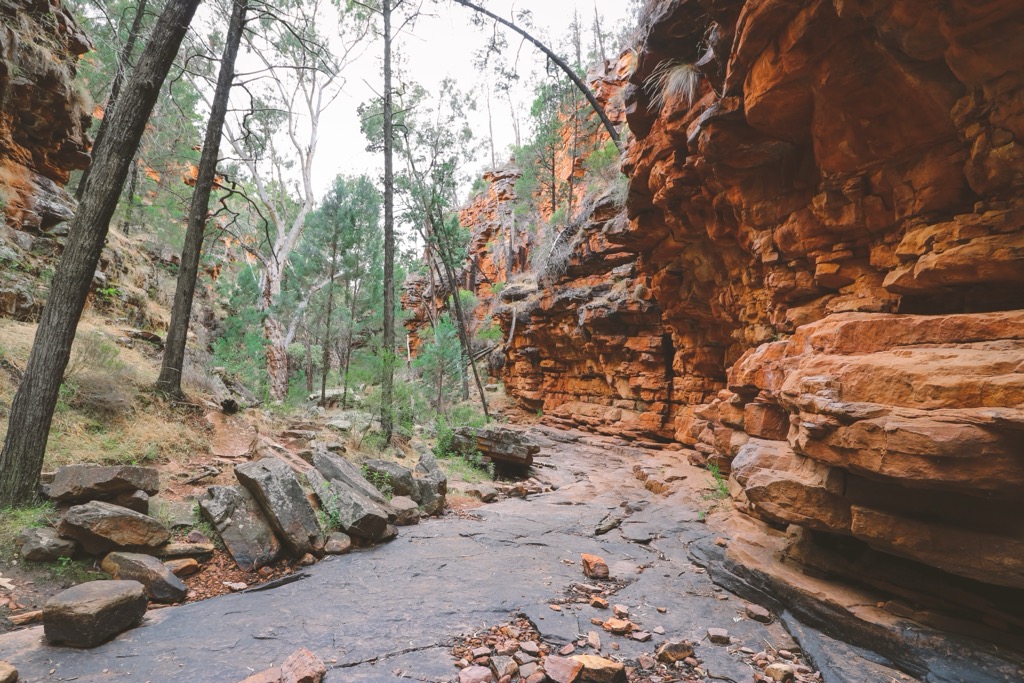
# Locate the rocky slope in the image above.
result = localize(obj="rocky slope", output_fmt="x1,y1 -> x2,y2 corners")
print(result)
438,0 -> 1024,667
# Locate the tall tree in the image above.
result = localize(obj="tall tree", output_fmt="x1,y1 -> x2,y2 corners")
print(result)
157,0 -> 249,397
380,0 -> 396,443
219,0 -> 369,400
0,0 -> 201,507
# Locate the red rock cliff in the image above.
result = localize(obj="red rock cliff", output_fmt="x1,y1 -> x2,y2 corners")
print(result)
0,0 -> 91,233
620,0 -> 1024,635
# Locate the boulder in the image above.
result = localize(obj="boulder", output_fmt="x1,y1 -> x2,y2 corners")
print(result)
451,426 -> 539,468
312,451 -> 392,508
165,558 -> 200,577
362,459 -> 417,497
0,661 -> 16,683
48,464 -> 160,503
100,552 -> 187,603
110,489 -> 150,514
57,501 -> 170,555
655,641 -> 694,663
43,580 -> 148,647
151,542 -> 215,561
199,485 -> 281,570
17,527 -> 76,562
235,458 -> 323,557
389,496 -> 420,525
581,553 -> 610,579
412,448 -> 447,515
311,475 -> 390,541
323,532 -> 353,555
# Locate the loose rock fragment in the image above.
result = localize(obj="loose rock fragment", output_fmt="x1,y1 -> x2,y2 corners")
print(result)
745,603 -> 772,623
571,654 -> 626,683
707,627 -> 730,644
655,640 -> 694,663
17,528 -> 76,562
544,655 -> 583,683
580,553 -> 609,579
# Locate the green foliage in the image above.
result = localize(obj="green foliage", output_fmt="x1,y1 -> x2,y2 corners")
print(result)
414,315 -> 463,415
0,502 -> 54,558
211,269 -> 268,395
705,462 -> 730,501
361,465 -> 394,500
477,319 -> 503,344
432,407 -> 493,480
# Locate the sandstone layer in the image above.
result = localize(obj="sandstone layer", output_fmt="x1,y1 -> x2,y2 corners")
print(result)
618,0 -> 1024,637
436,0 -> 1024,656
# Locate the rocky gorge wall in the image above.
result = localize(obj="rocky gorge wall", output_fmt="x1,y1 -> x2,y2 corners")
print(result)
617,0 -> 1024,654
424,0 -> 1024,664
0,0 -> 91,319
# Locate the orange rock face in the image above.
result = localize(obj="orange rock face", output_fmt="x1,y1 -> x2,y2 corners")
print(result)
0,0 -> 92,234
621,0 -> 1024,597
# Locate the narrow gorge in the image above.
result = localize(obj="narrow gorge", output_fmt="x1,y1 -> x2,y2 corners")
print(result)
408,0 -> 1024,678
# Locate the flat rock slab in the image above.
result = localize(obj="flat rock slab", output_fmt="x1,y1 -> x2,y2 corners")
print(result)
200,485 -> 281,570
49,464 -> 160,503
43,580 -> 148,648
236,458 -> 322,557
57,501 -> 170,555
17,528 -> 76,562
2,427 -> 1016,682
101,552 -> 187,603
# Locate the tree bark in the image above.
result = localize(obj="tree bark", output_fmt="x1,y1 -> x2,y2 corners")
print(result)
319,228 -> 339,406
0,0 -> 201,507
450,0 -> 622,153
157,0 -> 248,398
380,0 -> 396,443
76,0 -> 150,200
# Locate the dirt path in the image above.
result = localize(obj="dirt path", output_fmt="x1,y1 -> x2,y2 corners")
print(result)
0,428 -> 965,681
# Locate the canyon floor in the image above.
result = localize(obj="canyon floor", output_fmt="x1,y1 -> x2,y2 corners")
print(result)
0,426 -> 928,683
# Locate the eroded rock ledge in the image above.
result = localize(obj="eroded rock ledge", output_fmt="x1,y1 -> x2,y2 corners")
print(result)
616,0 -> 1024,659
442,0 -> 1024,668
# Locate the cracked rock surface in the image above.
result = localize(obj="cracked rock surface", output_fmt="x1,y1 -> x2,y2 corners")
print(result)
0,427 -> 998,681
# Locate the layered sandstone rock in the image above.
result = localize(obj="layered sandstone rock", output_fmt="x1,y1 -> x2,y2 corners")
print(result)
619,0 -> 1024,629
0,0 -> 91,234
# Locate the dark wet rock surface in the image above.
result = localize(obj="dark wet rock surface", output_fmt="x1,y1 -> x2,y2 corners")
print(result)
2,428 -> 1019,681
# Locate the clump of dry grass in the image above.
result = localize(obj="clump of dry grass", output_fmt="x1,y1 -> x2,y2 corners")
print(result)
64,329 -> 138,417
644,60 -> 700,111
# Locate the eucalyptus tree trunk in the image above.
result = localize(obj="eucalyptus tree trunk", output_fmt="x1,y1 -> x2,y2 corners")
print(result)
158,0 -> 248,398
0,0 -> 201,507
380,0 -> 396,443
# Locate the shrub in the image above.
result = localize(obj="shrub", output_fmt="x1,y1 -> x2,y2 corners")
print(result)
63,330 -> 138,417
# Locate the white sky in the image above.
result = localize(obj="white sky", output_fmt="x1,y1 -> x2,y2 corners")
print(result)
278,0 -> 636,197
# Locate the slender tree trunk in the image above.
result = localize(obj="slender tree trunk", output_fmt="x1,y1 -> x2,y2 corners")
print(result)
342,280 -> 359,410
304,332 -> 314,393
451,0 -> 622,152
319,231 -> 339,406
0,0 -> 200,507
485,85 -> 496,169
380,0 -> 396,443
157,0 -> 248,398
120,157 -> 139,234
76,0 -> 150,200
